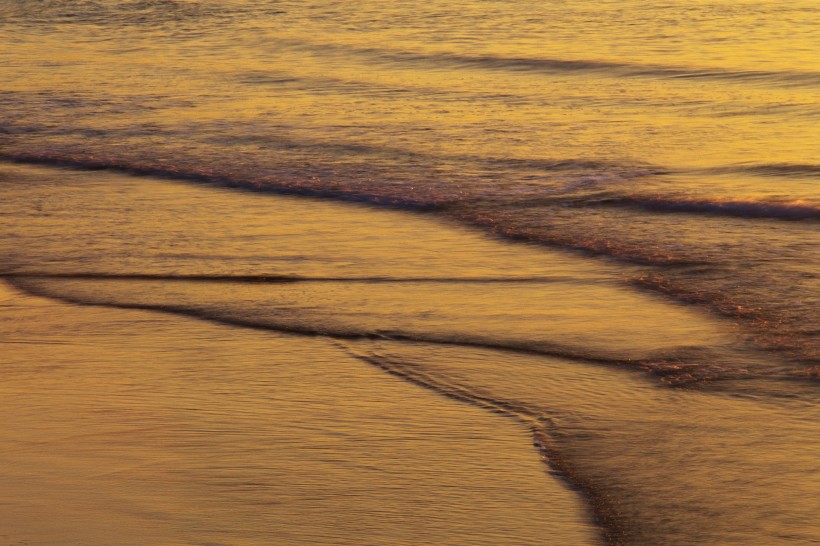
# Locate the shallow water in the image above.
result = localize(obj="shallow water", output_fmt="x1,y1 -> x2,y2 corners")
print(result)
1,1 -> 818,543
2,166 -> 818,544
1,0 -> 817,367
0,282 -> 601,545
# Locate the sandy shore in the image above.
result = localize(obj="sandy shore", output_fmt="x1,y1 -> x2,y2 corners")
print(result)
2,163 -> 818,544
0,280 -> 598,545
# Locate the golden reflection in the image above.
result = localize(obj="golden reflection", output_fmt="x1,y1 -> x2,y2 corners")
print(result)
1,1 -> 818,544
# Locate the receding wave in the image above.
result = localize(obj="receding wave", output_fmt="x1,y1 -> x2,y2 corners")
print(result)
343,348 -> 625,544
0,151 -> 724,270
632,273 -> 819,367
7,276 -> 753,385
3,152 -> 817,367
0,152 -> 697,272
0,151 -> 657,207
0,151 -> 446,209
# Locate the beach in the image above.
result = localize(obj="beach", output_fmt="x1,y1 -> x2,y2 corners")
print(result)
2,165 -> 818,543
1,1 -> 818,543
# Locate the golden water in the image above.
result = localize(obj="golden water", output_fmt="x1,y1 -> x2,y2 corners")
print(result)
1,1 -> 818,543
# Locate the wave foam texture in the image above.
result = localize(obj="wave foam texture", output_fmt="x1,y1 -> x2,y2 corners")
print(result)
2,152 -> 817,367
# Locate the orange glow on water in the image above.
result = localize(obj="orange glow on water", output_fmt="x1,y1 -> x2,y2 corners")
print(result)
1,1 -> 818,543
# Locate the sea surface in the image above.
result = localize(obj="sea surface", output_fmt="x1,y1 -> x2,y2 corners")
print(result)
0,1 -> 818,544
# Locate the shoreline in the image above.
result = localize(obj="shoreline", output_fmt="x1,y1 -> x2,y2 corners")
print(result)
2,163 -> 818,544
0,279 -> 600,545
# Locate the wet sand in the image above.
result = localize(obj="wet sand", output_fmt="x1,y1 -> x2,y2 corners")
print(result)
0,281 -> 599,545
2,164 -> 818,544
